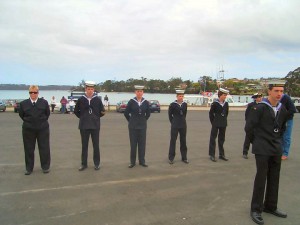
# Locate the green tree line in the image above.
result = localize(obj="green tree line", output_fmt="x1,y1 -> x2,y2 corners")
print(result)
74,67 -> 300,96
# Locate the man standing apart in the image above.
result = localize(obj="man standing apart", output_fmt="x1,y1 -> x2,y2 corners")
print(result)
60,96 -> 68,114
19,85 -> 51,175
280,93 -> 296,160
74,81 -> 105,171
168,89 -> 189,164
242,93 -> 263,159
208,88 -> 229,162
246,81 -> 288,225
68,97 -> 76,114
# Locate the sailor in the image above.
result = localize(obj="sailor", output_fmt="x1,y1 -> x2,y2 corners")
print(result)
124,85 -> 151,168
242,93 -> 263,159
208,88 -> 230,162
74,81 -> 105,171
246,80 -> 288,225
168,89 -> 189,164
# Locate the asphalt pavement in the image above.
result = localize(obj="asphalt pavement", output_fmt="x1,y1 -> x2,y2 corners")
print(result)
0,110 -> 299,225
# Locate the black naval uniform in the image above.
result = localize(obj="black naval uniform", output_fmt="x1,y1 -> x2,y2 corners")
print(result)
243,101 -> 258,156
245,99 -> 288,214
124,97 -> 151,165
19,98 -> 51,172
168,100 -> 188,161
208,99 -> 229,157
74,94 -> 105,168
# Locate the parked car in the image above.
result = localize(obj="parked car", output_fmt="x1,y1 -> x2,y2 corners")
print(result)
0,100 -> 6,112
149,100 -> 160,113
13,100 -> 25,113
292,97 -> 300,113
116,100 -> 128,113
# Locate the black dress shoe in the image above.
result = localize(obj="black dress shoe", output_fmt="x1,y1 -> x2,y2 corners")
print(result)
250,211 -> 264,225
219,155 -> 229,161
168,159 -> 174,164
182,159 -> 189,164
139,163 -> 148,167
94,165 -> 100,170
24,170 -> 32,175
128,164 -> 135,168
243,154 -> 248,159
210,156 -> 217,162
263,208 -> 287,218
43,169 -> 50,174
78,165 -> 87,171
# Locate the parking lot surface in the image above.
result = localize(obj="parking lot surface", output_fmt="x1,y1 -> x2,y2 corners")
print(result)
0,110 -> 299,225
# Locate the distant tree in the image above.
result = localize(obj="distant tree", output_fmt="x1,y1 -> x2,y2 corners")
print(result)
285,67 -> 300,97
167,77 -> 183,92
101,80 -> 114,92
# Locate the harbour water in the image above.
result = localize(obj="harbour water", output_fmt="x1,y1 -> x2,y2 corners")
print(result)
0,90 -> 253,105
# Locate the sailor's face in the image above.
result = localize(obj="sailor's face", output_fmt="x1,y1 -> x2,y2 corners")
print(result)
256,96 -> 263,103
268,87 -> 284,101
85,87 -> 95,97
176,94 -> 184,103
219,93 -> 227,102
135,90 -> 144,99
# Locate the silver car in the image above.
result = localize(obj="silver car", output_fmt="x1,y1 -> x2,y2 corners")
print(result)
0,100 -> 6,112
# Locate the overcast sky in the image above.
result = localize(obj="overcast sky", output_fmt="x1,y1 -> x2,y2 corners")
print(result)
0,0 -> 299,85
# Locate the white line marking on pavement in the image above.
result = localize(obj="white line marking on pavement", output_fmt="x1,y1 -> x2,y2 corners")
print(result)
0,171 -> 197,197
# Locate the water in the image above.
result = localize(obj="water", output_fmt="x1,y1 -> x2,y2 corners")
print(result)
0,90 -> 252,105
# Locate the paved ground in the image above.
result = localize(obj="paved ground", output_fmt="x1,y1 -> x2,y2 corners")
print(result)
0,110 -> 299,225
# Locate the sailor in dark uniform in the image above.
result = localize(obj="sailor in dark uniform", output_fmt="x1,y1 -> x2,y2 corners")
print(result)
208,88 -> 229,162
19,85 -> 51,175
124,85 -> 151,168
168,89 -> 189,164
246,80 -> 288,225
74,81 -> 105,171
242,93 -> 263,159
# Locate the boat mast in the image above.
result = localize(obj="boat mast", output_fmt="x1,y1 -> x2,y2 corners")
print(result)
217,65 -> 225,88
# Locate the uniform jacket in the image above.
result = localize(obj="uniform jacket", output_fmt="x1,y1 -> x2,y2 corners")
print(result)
19,98 -> 50,130
245,101 -> 257,120
209,100 -> 229,128
245,99 -> 288,156
280,94 -> 296,120
74,94 -> 105,130
124,97 -> 151,129
168,101 -> 187,129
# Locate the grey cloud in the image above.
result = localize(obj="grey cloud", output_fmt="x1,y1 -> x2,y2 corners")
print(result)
0,0 -> 299,80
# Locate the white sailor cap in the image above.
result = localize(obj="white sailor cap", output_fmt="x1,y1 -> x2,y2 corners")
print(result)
134,85 -> 145,90
267,80 -> 286,88
175,89 -> 185,94
85,81 -> 96,87
219,88 -> 229,94
251,93 -> 263,99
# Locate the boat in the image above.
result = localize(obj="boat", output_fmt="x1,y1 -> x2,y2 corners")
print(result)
184,92 -> 248,107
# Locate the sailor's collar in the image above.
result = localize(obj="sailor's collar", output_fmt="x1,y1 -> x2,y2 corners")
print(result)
214,99 -> 226,106
133,97 -> 146,104
83,94 -> 97,100
173,100 -> 185,106
260,98 -> 282,111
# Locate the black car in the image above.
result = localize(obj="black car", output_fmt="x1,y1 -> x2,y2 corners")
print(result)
149,100 -> 160,113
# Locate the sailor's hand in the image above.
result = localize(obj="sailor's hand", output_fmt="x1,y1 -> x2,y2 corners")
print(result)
100,111 -> 105,117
